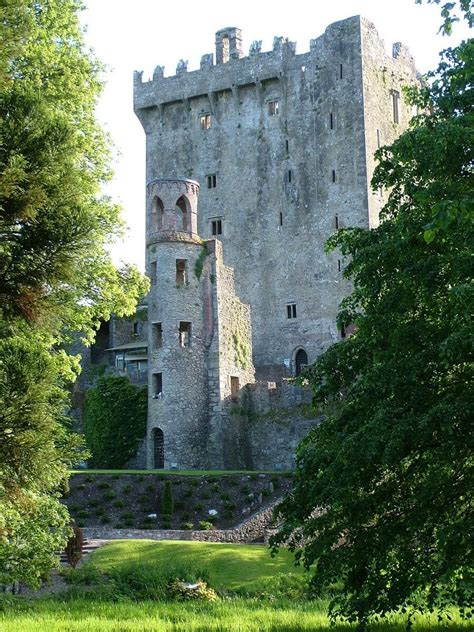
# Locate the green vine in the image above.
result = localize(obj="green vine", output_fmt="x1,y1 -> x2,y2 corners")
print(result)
194,246 -> 207,280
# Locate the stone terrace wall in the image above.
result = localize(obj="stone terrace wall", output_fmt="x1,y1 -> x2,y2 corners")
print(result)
84,500 -> 278,544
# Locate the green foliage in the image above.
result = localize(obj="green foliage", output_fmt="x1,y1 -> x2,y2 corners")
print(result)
199,521 -> 215,531
64,526 -> 83,569
83,376 -> 147,468
167,578 -> 218,602
194,245 -> 207,280
273,6 -> 473,628
0,0 -> 147,587
161,480 -> 174,517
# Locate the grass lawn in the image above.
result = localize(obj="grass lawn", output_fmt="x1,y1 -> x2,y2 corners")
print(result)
1,540 -> 470,632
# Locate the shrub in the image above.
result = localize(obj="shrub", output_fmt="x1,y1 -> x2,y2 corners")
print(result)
223,501 -> 236,510
113,500 -> 124,508
84,476 -> 94,484
228,479 -> 238,486
100,516 -> 111,524
199,521 -> 214,531
63,563 -> 103,586
262,488 -> 271,498
97,481 -> 111,490
89,499 -> 100,508
64,526 -> 83,568
76,509 -> 90,519
189,479 -> 199,487
240,485 -> 250,495
123,484 -> 132,494
219,492 -> 230,501
84,376 -> 147,468
211,483 -> 219,493
146,484 -> 155,493
103,491 -> 117,501
193,502 -> 203,512
223,510 -> 234,520
181,522 -> 194,530
183,489 -> 192,498
167,578 -> 217,602
161,481 -> 174,517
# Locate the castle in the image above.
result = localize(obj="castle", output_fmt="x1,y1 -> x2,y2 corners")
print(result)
85,16 -> 418,470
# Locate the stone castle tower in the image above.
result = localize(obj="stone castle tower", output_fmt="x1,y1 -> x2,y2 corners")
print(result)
146,178 -> 255,469
130,16 -> 419,469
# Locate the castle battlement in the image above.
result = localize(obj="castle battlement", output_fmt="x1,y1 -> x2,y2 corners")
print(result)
134,16 -> 414,114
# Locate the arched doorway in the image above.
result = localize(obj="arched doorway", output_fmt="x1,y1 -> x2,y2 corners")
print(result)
153,428 -> 164,469
176,195 -> 189,231
295,348 -> 308,376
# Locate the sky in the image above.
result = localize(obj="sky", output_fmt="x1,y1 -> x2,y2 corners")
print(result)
80,0 -> 469,271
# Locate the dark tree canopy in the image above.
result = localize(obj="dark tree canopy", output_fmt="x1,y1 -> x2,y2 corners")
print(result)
272,4 -> 473,627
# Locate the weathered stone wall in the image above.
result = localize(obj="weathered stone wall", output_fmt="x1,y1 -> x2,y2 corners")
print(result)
134,16 -> 418,381
84,500 -> 278,543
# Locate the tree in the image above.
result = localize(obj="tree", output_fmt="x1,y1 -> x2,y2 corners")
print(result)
272,4 -> 473,628
83,376 -> 147,468
0,0 -> 148,588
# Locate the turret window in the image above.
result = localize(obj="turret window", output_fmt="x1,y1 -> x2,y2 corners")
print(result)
152,322 -> 162,349
178,322 -> 191,348
176,259 -> 187,285
152,373 -> 163,398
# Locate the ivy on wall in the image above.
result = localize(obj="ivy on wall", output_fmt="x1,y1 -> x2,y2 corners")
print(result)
232,330 -> 251,370
83,375 -> 147,468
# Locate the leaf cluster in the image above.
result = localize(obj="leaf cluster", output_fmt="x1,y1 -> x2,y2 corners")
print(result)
272,6 -> 473,628
83,376 -> 147,469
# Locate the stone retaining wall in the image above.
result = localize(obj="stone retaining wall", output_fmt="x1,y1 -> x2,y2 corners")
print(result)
84,500 -> 278,544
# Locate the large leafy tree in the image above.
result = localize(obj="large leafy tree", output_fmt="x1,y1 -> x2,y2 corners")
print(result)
272,3 -> 473,627
0,0 -> 148,587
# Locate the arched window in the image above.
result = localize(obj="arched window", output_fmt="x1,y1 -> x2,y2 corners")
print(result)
176,196 -> 189,231
295,348 -> 308,376
152,427 -> 164,469
151,196 -> 164,231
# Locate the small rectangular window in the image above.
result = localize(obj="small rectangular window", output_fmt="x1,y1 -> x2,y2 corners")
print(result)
206,174 -> 217,189
285,139 -> 289,152
339,63 -> 343,79
178,321 -> 191,348
286,303 -> 297,319
376,128 -> 381,148
176,259 -> 187,285
332,169 -> 336,183
211,219 -> 222,236
152,322 -> 162,349
267,99 -> 279,116
133,322 -> 139,336
392,90 -> 400,124
230,376 -> 240,402
340,324 -> 346,339
150,261 -> 157,285
199,113 -> 211,130
279,212 -> 283,227
337,259 -> 341,272
287,170 -> 292,184
335,214 -> 339,230
329,112 -> 334,129
152,372 -> 163,397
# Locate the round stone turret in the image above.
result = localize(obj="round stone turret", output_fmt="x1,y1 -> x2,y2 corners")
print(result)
147,178 -> 200,244
146,177 -> 209,470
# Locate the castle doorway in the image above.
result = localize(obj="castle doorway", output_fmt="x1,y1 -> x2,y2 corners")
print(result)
153,428 -> 164,469
295,348 -> 308,376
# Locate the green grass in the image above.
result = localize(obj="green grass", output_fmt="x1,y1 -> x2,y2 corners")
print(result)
90,539 -> 304,593
71,469 -> 288,475
1,541 -> 470,631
